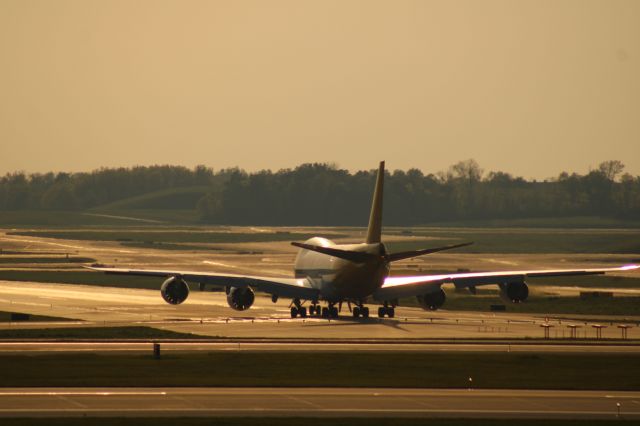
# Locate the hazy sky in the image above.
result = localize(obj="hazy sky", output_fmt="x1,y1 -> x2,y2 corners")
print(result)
1,0 -> 638,179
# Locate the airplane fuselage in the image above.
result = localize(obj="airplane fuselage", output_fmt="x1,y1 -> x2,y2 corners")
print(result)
293,237 -> 390,302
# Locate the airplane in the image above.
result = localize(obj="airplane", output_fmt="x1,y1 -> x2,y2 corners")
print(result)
89,161 -> 639,319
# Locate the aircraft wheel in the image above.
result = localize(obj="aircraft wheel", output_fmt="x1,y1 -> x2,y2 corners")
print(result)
353,307 -> 361,318
290,307 -> 298,318
377,307 -> 385,318
330,307 -> 339,318
362,307 -> 369,318
388,307 -> 395,318
299,307 -> 307,318
321,307 -> 330,318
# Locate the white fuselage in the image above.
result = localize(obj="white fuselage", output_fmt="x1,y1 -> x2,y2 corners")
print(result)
293,237 -> 389,302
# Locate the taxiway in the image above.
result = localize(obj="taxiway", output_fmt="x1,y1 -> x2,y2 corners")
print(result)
0,387 -> 637,419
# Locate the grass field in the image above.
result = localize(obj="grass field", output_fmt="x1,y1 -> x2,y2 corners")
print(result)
9,230 -> 345,244
422,216 -> 640,229
3,419 -> 633,426
433,294 -> 640,316
0,351 -> 638,390
0,270 -> 162,289
384,229 -> 640,254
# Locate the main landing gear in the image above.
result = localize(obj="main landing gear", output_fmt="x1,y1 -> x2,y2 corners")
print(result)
321,304 -> 339,319
290,299 -> 307,318
291,301 -> 334,318
290,306 -> 307,318
377,302 -> 395,318
352,305 -> 369,319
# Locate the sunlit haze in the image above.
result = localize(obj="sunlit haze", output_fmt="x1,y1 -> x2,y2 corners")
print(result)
1,0 -> 639,179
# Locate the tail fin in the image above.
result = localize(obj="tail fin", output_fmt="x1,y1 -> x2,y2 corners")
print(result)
366,161 -> 385,244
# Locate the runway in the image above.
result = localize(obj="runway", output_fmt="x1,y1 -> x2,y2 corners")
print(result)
0,387 -> 638,419
2,280 -> 638,340
1,341 -> 639,353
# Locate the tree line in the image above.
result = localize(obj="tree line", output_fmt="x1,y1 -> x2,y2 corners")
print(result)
0,160 -> 638,225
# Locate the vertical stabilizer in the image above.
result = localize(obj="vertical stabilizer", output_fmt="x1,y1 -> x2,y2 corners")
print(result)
366,161 -> 385,244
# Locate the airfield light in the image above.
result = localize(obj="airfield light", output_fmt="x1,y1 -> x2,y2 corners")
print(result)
617,324 -> 630,340
591,324 -> 607,339
540,323 -> 553,339
566,324 -> 581,339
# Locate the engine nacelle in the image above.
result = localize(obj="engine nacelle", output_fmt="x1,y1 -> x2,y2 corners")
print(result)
226,286 -> 255,311
160,276 -> 189,305
416,288 -> 446,310
500,281 -> 529,303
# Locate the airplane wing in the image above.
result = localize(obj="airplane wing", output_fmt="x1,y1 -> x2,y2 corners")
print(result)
86,266 -> 320,300
373,264 -> 640,300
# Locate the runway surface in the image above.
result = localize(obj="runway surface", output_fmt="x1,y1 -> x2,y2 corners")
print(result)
0,387 -> 638,419
2,280 -> 638,340
1,341 -> 639,353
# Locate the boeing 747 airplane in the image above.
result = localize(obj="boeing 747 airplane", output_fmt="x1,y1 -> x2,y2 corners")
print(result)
90,162 -> 638,318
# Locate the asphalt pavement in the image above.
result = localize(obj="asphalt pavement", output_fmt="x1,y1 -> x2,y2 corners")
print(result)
0,387 -> 637,419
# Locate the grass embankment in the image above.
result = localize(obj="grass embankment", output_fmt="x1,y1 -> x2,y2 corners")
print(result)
0,211 -> 154,227
1,419 -> 634,426
1,351 -> 638,390
89,186 -> 209,211
0,326 -> 206,339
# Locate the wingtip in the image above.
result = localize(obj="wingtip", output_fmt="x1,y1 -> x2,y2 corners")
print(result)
621,264 -> 640,271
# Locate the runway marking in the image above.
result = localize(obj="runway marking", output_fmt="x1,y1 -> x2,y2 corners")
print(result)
169,394 -> 206,409
57,395 -> 89,409
0,298 -> 53,308
480,258 -> 519,266
398,396 -> 438,409
286,395 -> 324,409
202,260 -> 237,268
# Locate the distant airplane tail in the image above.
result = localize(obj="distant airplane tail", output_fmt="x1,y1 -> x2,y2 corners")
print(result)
366,161 -> 385,244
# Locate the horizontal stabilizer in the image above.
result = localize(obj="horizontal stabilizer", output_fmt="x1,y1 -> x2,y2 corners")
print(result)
386,242 -> 473,262
291,242 -> 377,263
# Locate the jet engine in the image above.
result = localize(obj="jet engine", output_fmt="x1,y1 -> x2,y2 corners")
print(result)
160,276 -> 189,305
499,281 -> 529,303
226,286 -> 255,311
416,288 -> 446,310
